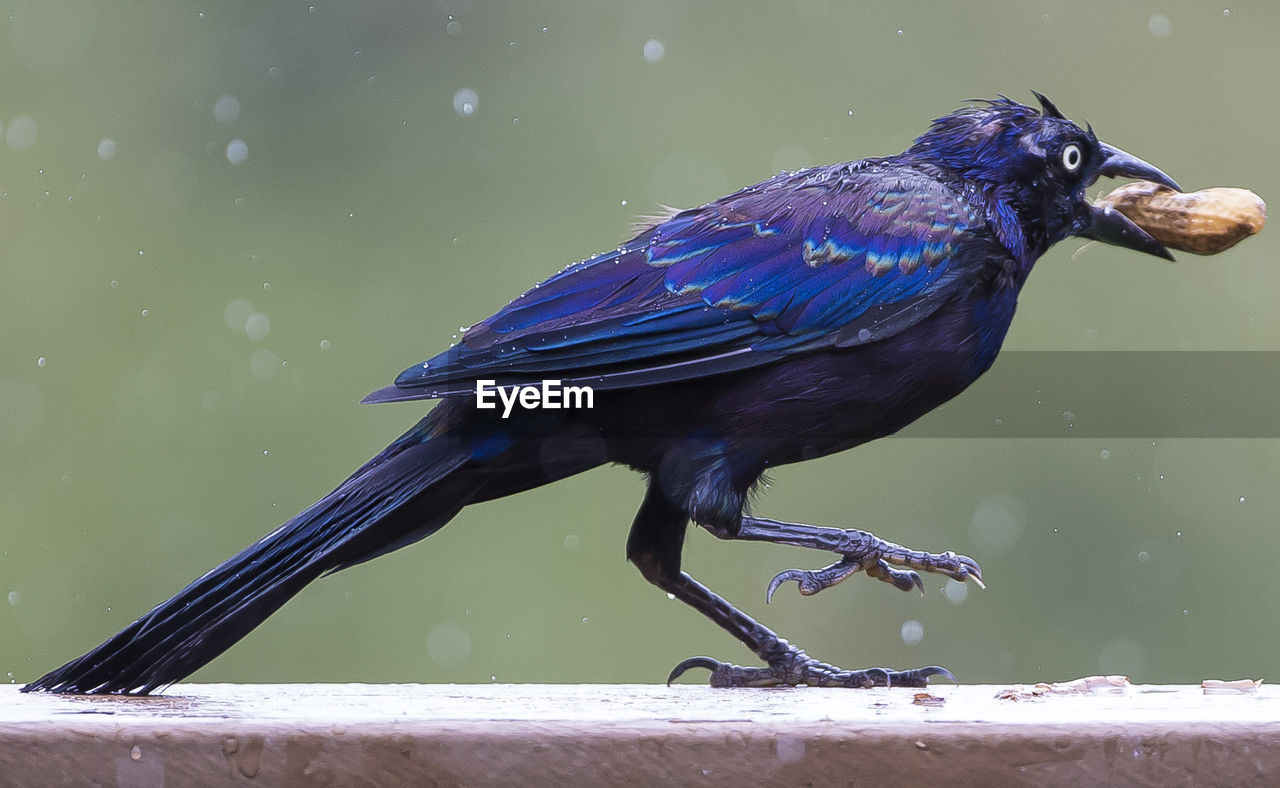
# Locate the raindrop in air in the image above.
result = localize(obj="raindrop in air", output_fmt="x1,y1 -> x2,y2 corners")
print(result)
1148,13 -> 1172,38
214,94 -> 240,124
5,115 -> 37,151
453,88 -> 478,117
226,139 -> 248,164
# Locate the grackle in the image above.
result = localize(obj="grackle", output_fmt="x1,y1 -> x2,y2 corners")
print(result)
24,95 -> 1179,694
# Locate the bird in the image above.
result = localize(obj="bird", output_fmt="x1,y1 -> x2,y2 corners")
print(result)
23,94 -> 1178,694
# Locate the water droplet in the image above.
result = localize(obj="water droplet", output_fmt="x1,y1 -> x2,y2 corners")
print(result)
319,339 -> 331,351
446,20 -> 461,36
1099,449 -> 1111,460
900,619 -> 924,645
1137,550 -> 1150,563
36,357 -> 46,368
643,39 -> 665,63
1148,12 -> 1172,38
666,593 -> 675,600
896,28 -> 904,36
942,579 -> 968,605
214,94 -> 240,124
7,591 -> 19,606
130,745 -> 142,760
97,138 -> 117,160
581,617 -> 589,624
5,115 -> 37,151
244,312 -> 270,341
620,199 -> 628,206
453,88 -> 478,117
1239,496 -> 1246,504
1223,8 -> 1230,17
226,139 -> 249,165
262,449 -> 269,456
563,534 -> 580,551
140,308 -> 150,317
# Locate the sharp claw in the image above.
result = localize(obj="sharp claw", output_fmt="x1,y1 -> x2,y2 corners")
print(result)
903,665 -> 956,686
666,656 -> 723,685
765,569 -> 802,603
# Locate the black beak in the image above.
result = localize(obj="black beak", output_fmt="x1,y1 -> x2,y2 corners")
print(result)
1081,142 -> 1181,261
1095,143 -> 1180,192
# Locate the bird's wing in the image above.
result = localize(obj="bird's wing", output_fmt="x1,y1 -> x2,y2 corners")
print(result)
364,163 -> 991,403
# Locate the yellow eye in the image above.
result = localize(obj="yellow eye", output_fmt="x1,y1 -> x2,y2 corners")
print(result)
1062,143 -> 1082,172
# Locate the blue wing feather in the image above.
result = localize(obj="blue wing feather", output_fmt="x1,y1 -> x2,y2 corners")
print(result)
364,161 -> 1000,403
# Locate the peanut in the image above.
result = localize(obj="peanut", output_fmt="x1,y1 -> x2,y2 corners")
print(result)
1095,181 -> 1266,255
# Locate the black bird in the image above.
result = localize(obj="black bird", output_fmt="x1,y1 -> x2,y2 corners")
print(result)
25,95 -> 1178,694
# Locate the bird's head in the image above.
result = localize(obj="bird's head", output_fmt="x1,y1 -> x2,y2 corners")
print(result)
906,94 -> 1179,260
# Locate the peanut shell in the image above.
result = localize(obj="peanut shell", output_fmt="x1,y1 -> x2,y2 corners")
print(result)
1095,181 -> 1266,255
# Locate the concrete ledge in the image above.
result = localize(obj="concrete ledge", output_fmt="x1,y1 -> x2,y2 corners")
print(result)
2,682 -> 1278,786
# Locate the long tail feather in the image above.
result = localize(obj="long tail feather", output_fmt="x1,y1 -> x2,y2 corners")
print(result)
23,416 -> 476,694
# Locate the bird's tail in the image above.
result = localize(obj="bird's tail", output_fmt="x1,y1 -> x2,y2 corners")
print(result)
23,407 -> 532,694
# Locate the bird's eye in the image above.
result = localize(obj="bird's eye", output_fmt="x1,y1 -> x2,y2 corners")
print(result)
1061,143 -> 1082,172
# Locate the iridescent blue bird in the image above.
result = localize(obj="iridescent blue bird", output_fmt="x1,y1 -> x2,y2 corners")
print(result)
25,95 -> 1178,693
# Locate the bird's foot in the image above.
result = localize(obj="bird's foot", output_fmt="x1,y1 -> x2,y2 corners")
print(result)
667,647 -> 954,688
766,541 -> 982,602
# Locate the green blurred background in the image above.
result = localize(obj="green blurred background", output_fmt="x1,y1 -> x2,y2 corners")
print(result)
3,1 -> 1278,688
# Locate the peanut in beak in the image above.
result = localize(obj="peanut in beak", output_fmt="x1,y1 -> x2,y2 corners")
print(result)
1094,181 -> 1266,255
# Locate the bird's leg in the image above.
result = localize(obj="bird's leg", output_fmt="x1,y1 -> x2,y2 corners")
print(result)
660,571 -> 951,688
701,516 -> 983,600
630,477 -> 948,688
